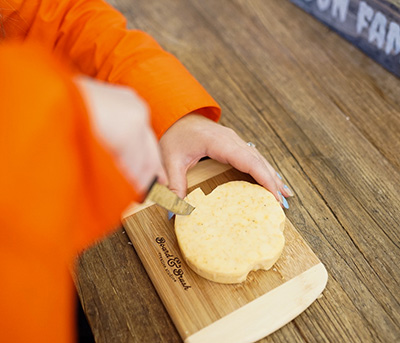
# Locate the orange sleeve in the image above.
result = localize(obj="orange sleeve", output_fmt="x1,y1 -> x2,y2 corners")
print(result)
0,42 -> 138,343
1,0 -> 221,138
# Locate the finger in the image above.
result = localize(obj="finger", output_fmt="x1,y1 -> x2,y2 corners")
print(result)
117,127 -> 165,196
163,157 -> 188,199
251,149 -> 293,209
156,166 -> 168,186
247,156 -> 281,202
275,171 -> 294,198
258,154 -> 288,197
209,143 -> 281,200
282,184 -> 294,197
208,137 -> 293,208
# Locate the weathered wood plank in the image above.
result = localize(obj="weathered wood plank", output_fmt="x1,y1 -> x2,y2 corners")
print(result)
76,229 -> 181,342
289,0 -> 400,78
181,0 -> 400,340
76,0 -> 400,342
266,1 -> 400,172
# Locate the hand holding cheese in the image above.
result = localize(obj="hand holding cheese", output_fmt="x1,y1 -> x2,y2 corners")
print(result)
175,181 -> 286,284
159,114 -> 292,206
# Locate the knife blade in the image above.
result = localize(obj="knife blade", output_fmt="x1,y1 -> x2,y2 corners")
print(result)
146,179 -> 195,215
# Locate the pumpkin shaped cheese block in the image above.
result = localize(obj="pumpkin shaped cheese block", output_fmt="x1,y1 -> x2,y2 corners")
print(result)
174,181 -> 286,284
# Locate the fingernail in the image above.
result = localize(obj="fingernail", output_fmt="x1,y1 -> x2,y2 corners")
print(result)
277,172 -> 282,180
284,184 -> 294,197
278,191 -> 289,209
168,211 -> 175,220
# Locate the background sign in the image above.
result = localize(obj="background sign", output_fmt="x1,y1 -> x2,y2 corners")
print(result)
290,0 -> 400,77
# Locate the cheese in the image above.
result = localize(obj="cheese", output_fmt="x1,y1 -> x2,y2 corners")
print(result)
174,181 -> 286,284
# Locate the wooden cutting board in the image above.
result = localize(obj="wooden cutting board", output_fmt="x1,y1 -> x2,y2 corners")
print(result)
122,159 -> 328,343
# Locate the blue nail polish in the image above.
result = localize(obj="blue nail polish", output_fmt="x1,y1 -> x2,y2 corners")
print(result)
278,191 -> 289,209
277,172 -> 282,180
282,196 -> 289,209
168,211 -> 175,220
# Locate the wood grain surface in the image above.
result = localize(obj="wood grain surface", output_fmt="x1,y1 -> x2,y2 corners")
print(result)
76,0 -> 400,342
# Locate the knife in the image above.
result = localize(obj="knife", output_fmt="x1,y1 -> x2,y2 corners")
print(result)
146,178 -> 195,215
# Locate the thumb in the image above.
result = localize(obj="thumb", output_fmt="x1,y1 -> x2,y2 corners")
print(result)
165,159 -> 188,199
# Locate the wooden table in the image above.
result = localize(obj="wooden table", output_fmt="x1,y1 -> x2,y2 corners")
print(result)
76,0 -> 400,342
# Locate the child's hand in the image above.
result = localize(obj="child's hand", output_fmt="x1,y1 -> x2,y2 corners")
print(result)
76,77 -> 167,195
159,114 -> 293,207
